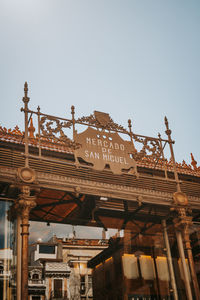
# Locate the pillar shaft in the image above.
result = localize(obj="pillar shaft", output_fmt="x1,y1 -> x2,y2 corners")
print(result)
17,215 -> 22,300
176,230 -> 193,300
184,227 -> 200,300
162,220 -> 178,300
172,191 -> 199,299
21,210 -> 30,300
17,186 -> 36,300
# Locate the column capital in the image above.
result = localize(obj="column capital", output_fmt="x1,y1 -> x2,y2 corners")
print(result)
174,215 -> 193,252
14,185 -> 37,220
172,192 -> 193,232
173,215 -> 193,231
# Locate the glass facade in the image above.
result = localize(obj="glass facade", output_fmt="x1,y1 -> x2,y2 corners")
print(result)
90,226 -> 200,300
0,201 -> 16,300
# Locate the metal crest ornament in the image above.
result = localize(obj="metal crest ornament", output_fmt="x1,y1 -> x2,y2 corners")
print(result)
76,110 -> 129,133
74,127 -> 137,175
94,111 -> 111,127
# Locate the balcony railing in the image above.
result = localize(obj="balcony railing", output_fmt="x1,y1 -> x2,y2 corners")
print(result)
28,279 -> 45,285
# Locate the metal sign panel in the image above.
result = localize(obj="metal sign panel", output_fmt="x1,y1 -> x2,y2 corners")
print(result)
74,127 -> 137,175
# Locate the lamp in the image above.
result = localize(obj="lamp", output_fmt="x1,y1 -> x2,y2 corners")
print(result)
100,197 -> 108,201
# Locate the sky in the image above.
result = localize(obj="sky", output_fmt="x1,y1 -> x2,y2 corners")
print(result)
0,0 -> 200,241
29,221 -> 116,244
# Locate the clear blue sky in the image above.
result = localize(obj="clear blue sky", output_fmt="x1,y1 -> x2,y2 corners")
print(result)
0,0 -> 199,164
1,0 -> 200,241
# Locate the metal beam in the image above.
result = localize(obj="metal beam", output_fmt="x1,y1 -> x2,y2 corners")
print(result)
121,202 -> 146,230
97,207 -> 163,224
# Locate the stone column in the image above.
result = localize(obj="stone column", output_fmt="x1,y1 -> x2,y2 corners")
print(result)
49,278 -> 52,299
18,185 -> 36,300
64,277 -> 68,299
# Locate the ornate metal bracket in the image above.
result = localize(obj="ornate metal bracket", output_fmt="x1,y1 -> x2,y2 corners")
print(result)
76,110 -> 129,134
39,115 -> 79,149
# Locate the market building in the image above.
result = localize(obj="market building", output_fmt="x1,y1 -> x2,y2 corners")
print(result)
0,82 -> 200,299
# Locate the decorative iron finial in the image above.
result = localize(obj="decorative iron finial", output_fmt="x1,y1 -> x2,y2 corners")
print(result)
127,119 -> 137,152
24,81 -> 28,96
23,81 -> 30,104
71,105 -> 76,140
191,153 -> 197,170
128,119 -> 132,131
28,118 -> 35,139
71,105 -> 75,118
158,132 -> 168,179
164,116 -> 171,137
164,116 -> 181,191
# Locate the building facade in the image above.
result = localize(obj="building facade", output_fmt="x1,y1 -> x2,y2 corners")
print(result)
28,235 -> 108,300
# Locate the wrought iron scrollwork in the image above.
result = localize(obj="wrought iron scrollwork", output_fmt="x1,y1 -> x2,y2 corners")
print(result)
39,116 -> 79,149
76,114 -> 97,126
131,134 -> 162,161
76,111 -> 129,134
